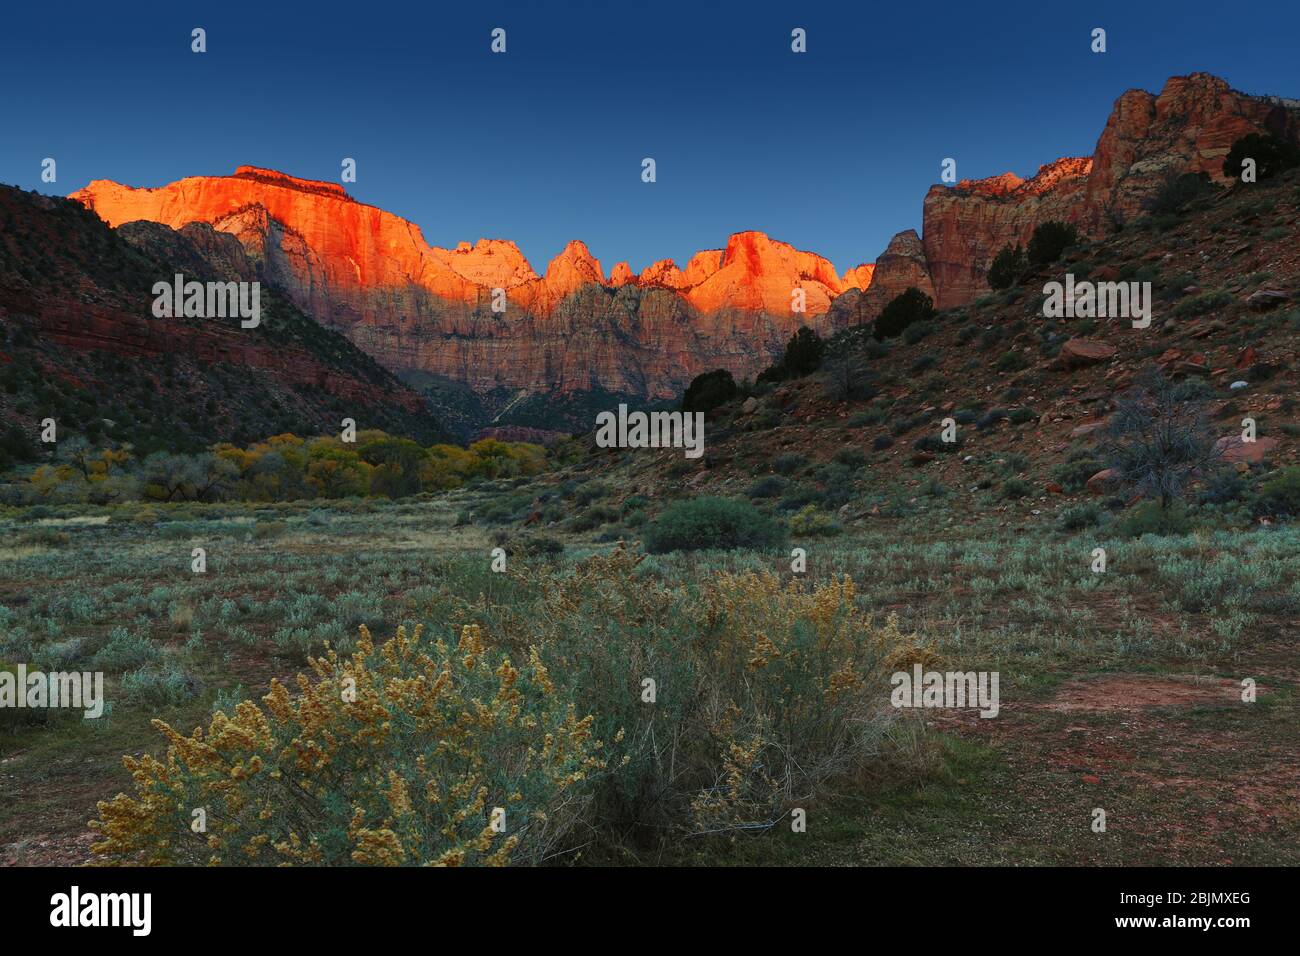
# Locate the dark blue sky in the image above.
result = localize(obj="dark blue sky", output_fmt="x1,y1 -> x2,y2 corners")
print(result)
3,0 -> 1297,274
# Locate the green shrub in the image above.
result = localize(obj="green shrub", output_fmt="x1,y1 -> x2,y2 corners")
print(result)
787,503 -> 843,536
641,497 -> 786,554
1051,455 -> 1105,493
1259,466 -> 1300,515
1114,500 -> 1192,538
1027,221 -> 1081,266
758,327 -> 825,382
995,351 -> 1029,373
1057,503 -> 1102,531
833,447 -> 868,469
1172,290 -> 1233,318
1144,171 -> 1216,216
902,322 -> 935,346
121,663 -> 195,706
746,475 -> 787,499
772,452 -> 807,475
1002,478 -> 1032,500
987,243 -> 1028,289
873,288 -> 936,341
91,627 -> 161,673
1222,132 -> 1300,181
682,369 -> 738,414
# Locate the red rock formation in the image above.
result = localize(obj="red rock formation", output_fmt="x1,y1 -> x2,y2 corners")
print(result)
920,74 -> 1300,309
72,168 -> 875,398
923,158 -> 1093,309
841,263 -> 875,291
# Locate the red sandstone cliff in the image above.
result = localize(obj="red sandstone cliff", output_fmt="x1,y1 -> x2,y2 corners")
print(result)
918,73 -> 1300,309
72,167 -> 873,398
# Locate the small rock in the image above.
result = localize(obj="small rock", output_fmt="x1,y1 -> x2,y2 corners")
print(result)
1056,337 -> 1117,370
1229,380 -> 1249,390
1070,421 -> 1108,439
1086,468 -> 1121,495
1247,289 -> 1289,311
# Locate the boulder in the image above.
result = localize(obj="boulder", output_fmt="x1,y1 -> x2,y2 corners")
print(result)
1056,337 -> 1117,370
1086,468 -> 1121,495
1246,289 -> 1290,311
1214,435 -> 1279,464
1070,420 -> 1109,439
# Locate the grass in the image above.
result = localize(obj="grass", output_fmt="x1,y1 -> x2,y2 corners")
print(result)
1,485 -> 1297,865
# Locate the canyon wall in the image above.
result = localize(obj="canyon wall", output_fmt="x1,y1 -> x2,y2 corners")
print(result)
73,168 -> 872,399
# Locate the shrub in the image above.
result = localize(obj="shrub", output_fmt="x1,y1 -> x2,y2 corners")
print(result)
746,475 -> 787,499
682,369 -> 738,415
872,435 -> 895,451
787,503 -> 843,536
1051,454 -> 1105,493
1259,466 -> 1300,515
902,322 -> 935,346
987,243 -> 1028,289
1114,500 -> 1192,538
1144,171 -> 1216,216
995,350 -> 1029,373
833,447 -> 868,469
873,288 -> 936,341
522,549 -> 932,841
91,624 -> 606,865
1002,478 -> 1032,500
91,627 -> 161,673
1057,503 -> 1102,531
121,663 -> 195,706
1172,290 -> 1233,318
641,497 -> 786,554
1027,221 -> 1081,266
570,504 -> 619,532
772,452 -> 807,476
1101,366 -> 1219,509
1222,132 -> 1300,181
758,327 -> 825,382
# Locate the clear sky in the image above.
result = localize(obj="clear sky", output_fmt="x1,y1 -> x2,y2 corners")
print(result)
3,0 -> 1298,275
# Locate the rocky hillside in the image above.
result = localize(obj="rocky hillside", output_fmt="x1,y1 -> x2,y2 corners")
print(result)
578,162 -> 1300,528
918,73 -> 1300,309
71,168 -> 873,401
0,185 -> 451,461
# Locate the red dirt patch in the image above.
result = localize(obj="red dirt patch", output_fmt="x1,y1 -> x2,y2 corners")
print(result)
1042,675 -> 1255,712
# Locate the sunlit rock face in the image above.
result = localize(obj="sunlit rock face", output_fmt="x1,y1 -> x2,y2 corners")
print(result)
919,73 -> 1300,310
73,168 -> 874,398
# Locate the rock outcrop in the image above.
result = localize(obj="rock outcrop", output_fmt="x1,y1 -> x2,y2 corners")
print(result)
904,74 -> 1300,312
72,168 -> 875,399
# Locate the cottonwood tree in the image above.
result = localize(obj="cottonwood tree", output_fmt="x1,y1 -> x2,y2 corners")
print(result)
1100,366 -> 1222,509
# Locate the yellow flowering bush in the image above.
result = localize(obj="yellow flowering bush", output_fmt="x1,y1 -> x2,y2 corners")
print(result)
91,624 -> 607,866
